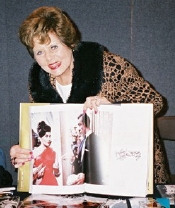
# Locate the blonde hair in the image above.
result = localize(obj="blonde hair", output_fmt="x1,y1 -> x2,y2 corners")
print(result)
19,6 -> 81,57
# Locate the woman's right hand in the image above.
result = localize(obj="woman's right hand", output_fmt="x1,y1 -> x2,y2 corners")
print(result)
10,145 -> 33,168
83,96 -> 111,113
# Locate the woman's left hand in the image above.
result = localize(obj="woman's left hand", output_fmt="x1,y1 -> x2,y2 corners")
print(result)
83,96 -> 111,113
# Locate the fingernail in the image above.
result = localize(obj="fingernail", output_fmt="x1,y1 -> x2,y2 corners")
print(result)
95,110 -> 97,114
28,155 -> 33,161
30,151 -> 33,154
22,162 -> 25,166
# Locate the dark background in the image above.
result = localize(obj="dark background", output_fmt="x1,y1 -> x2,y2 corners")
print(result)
0,0 -> 175,184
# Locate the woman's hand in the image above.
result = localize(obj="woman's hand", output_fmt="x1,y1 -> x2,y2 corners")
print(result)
83,96 -> 111,113
71,173 -> 85,185
10,145 -> 33,168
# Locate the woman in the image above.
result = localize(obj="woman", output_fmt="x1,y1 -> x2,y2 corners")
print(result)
33,121 -> 60,185
10,6 -> 170,184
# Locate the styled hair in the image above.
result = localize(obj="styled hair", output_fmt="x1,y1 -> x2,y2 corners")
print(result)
78,113 -> 90,128
37,121 -> 51,138
19,6 -> 81,57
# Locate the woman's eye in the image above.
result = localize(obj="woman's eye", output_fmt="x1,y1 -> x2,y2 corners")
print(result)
36,51 -> 43,55
51,45 -> 58,50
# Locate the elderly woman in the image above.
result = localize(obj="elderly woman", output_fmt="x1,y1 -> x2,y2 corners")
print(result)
10,6 -> 170,184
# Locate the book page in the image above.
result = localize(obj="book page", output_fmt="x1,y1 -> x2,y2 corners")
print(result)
29,104 -> 86,194
85,104 -> 153,197
109,104 -> 153,196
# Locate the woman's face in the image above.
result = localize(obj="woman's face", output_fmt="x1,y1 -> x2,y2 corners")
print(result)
33,32 -> 74,83
40,132 -> 52,147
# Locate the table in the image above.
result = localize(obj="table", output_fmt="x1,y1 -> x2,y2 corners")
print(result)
12,185 -> 174,207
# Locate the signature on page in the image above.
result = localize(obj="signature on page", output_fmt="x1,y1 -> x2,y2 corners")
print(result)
115,149 -> 141,161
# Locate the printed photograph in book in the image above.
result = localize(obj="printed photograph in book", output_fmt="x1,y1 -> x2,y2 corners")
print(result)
25,103 -> 153,196
30,105 -> 113,187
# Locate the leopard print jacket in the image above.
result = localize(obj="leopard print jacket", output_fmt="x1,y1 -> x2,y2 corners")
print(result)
28,42 -> 170,183
99,51 -> 163,116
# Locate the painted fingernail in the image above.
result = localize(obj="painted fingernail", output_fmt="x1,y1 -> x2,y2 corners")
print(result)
95,110 -> 97,114
22,162 -> 25,166
30,151 -> 33,154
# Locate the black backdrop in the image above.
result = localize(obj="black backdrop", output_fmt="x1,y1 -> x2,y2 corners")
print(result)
0,0 -> 175,184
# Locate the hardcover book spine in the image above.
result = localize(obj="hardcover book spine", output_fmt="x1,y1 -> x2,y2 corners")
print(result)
17,103 -> 49,192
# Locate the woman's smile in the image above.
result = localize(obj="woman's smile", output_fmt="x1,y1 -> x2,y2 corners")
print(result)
48,61 -> 61,70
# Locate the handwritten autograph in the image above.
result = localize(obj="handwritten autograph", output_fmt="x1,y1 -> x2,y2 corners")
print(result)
115,149 -> 141,161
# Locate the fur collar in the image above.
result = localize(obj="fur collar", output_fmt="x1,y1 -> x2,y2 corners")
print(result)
29,41 -> 104,103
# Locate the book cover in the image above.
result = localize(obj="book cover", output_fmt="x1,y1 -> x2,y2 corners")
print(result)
156,185 -> 175,205
18,103 -> 153,197
129,197 -> 170,208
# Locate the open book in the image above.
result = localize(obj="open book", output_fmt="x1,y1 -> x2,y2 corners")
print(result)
18,103 -> 153,197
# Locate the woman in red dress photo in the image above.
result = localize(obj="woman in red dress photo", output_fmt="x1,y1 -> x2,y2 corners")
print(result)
33,121 -> 60,185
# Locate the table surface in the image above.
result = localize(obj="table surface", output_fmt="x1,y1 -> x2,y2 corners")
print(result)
12,185 -> 174,207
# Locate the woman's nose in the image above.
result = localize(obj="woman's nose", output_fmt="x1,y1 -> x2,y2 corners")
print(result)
45,51 -> 54,62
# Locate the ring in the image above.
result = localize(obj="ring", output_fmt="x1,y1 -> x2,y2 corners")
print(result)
11,157 -> 17,165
